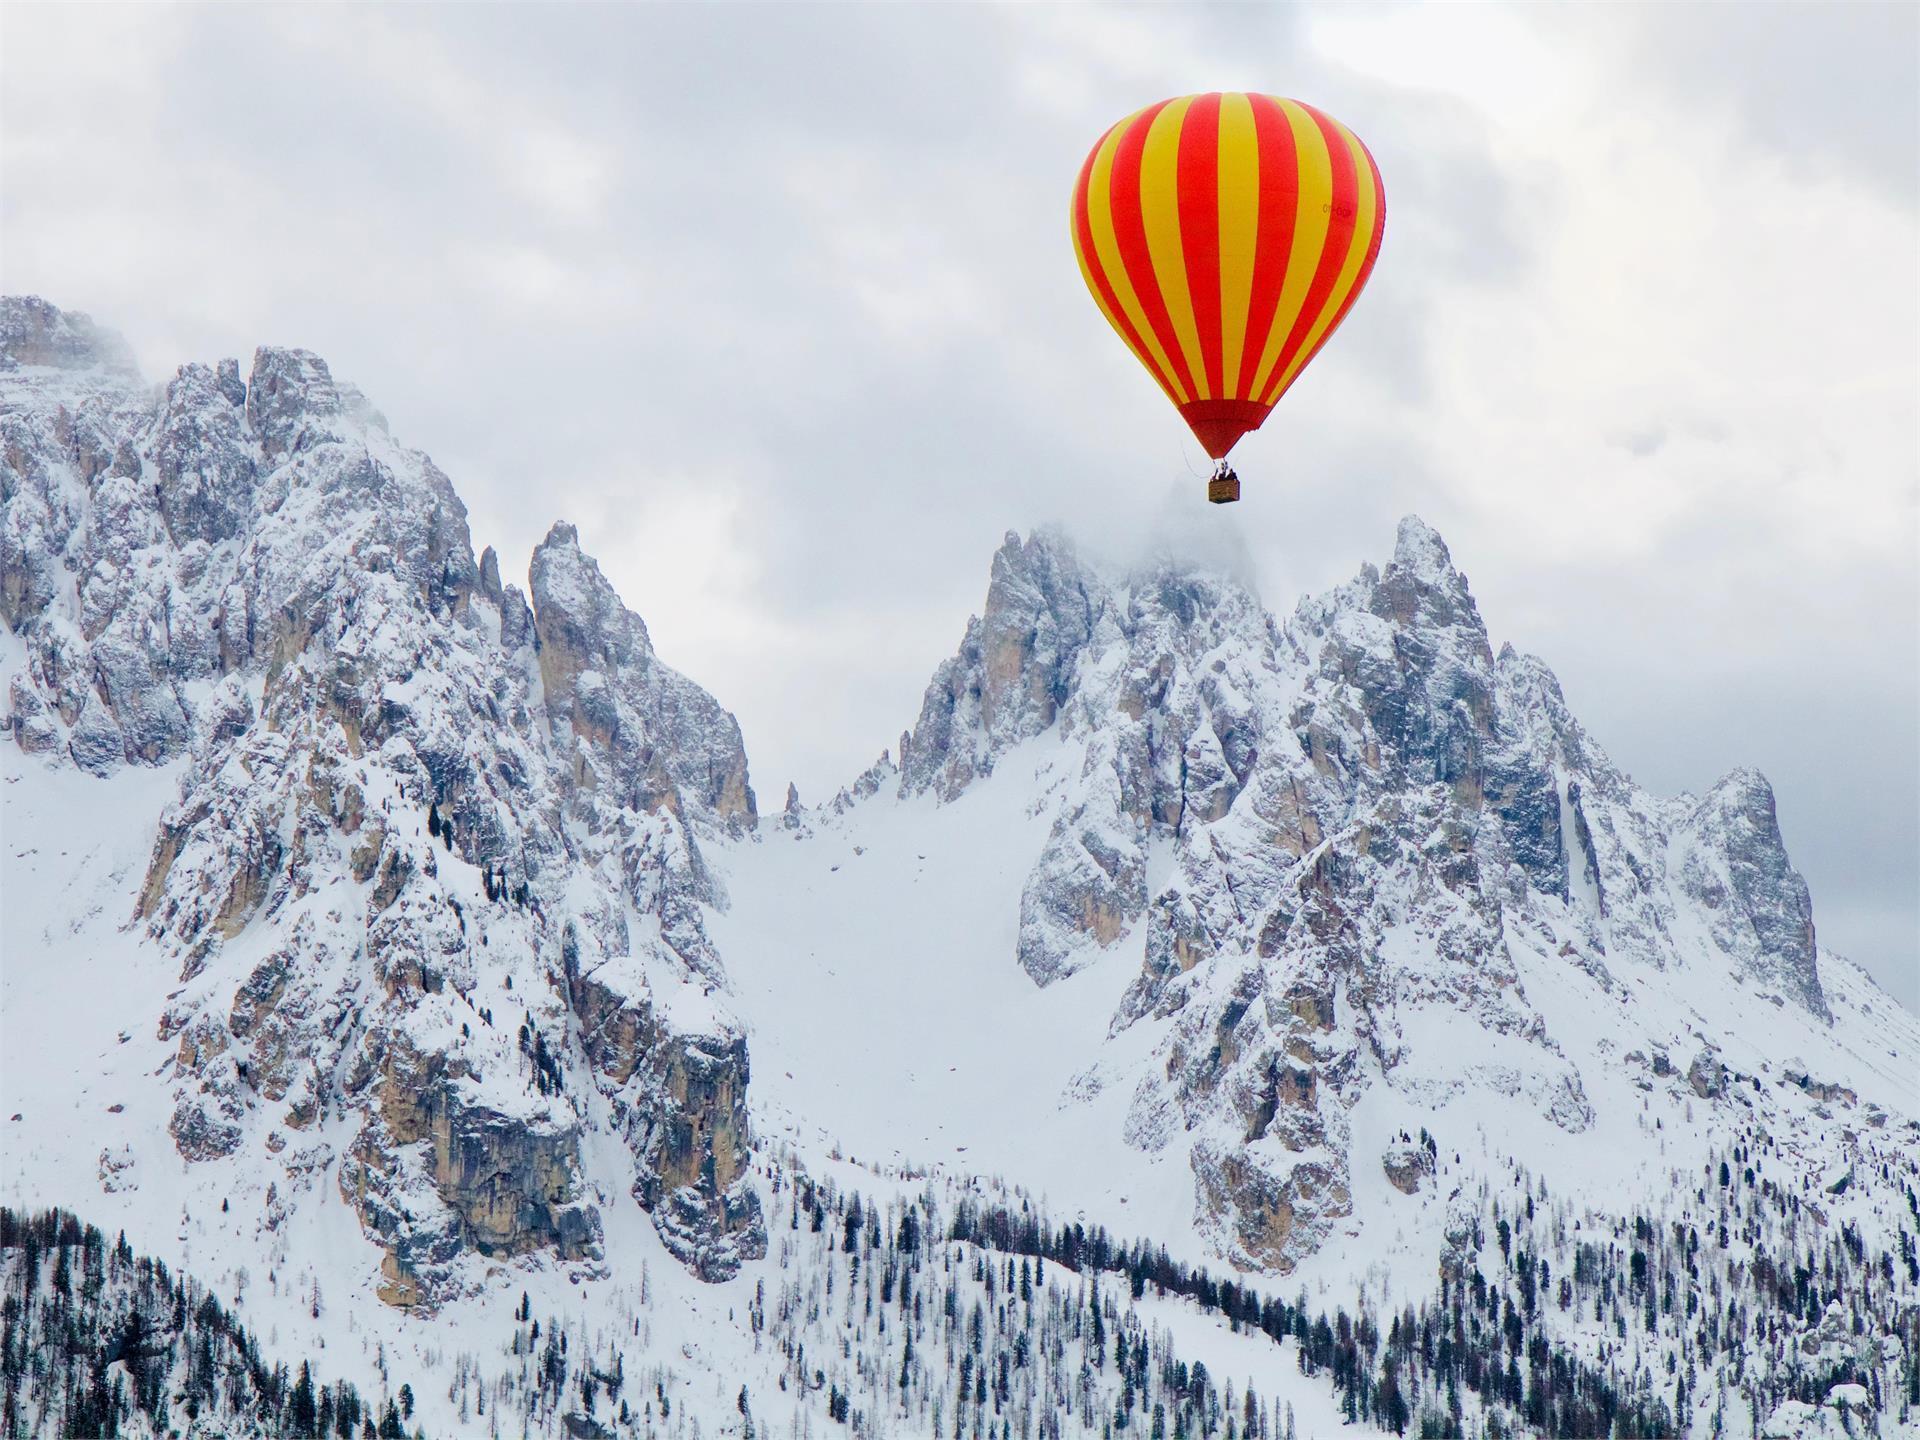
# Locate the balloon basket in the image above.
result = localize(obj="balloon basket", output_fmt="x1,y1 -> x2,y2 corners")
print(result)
1207,465 -> 1240,505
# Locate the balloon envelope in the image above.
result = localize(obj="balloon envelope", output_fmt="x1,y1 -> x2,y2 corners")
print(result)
1071,94 -> 1385,460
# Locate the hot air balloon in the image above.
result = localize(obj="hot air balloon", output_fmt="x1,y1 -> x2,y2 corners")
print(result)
1071,93 -> 1385,503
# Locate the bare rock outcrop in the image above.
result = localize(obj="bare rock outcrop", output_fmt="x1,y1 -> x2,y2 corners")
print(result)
571,960 -> 765,1280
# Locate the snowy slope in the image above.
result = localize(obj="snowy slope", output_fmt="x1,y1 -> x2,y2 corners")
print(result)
713,738 -> 1199,1246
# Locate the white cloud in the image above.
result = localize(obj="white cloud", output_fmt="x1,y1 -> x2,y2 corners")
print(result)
1307,5 -> 1575,128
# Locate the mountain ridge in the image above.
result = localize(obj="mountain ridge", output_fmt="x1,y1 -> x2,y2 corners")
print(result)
3,296 -> 1915,1439
2,295 -> 765,1311
757,510 -> 1865,1286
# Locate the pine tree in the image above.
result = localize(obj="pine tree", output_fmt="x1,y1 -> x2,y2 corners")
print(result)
290,1360 -> 318,1438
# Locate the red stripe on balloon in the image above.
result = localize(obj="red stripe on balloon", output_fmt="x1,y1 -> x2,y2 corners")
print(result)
1264,104 -> 1360,402
1234,94 -> 1297,401
1176,92 -> 1224,401
1107,101 -> 1200,404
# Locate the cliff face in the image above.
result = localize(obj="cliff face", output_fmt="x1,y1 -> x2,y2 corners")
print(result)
569,956 -> 762,1282
1,297 -> 764,1308
892,519 -> 1829,1272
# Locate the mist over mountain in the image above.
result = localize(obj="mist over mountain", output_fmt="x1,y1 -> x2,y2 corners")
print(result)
3,298 -> 1915,1439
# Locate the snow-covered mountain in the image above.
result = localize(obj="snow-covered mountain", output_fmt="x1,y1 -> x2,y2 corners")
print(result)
840,515 -> 1856,1272
3,297 -> 1915,1439
1,295 -> 764,1314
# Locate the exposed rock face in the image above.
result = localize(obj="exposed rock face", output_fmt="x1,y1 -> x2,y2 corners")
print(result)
570,959 -> 765,1280
1382,1140 -> 1436,1195
1782,1060 -> 1857,1108
338,1030 -> 602,1308
0,295 -> 138,374
0,296 -> 765,1307
1689,1049 -> 1730,1100
901,532 -> 1095,805
1675,769 -> 1826,1016
531,524 -> 755,829
893,518 -> 1829,1274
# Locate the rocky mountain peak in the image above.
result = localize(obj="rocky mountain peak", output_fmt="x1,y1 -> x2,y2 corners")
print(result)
1351,514 -> 1482,664
477,542 -> 504,602
151,359 -> 257,546
2,300 -> 765,1305
1681,766 -> 1825,1016
897,527 -> 1094,801
869,513 -> 1837,1272
245,346 -> 341,459
530,519 -> 655,669
528,520 -> 754,832
0,294 -> 139,374
1494,643 -> 1568,707
1370,512 -> 1484,641
1389,511 -> 1456,582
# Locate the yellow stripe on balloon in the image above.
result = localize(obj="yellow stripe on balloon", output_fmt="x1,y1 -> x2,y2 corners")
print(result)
1215,93 -> 1261,404
1138,96 -> 1209,401
1264,119 -> 1378,405
1247,98 -> 1332,401
1088,110 -> 1190,405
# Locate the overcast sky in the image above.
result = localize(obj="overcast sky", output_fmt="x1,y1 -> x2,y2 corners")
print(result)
4,3 -> 1914,1005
